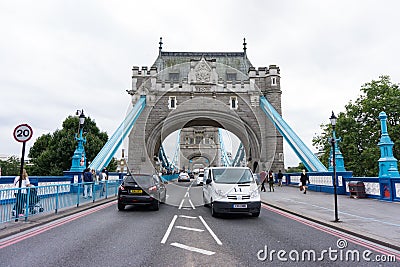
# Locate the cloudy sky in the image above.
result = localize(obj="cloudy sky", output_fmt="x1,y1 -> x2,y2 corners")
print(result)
1,0 -> 399,167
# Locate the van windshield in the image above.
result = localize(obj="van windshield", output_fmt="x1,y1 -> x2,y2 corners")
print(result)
211,168 -> 254,184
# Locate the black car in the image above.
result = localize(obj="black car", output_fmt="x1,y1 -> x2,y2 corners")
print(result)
117,174 -> 166,211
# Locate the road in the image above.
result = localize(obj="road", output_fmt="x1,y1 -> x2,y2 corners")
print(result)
0,180 -> 398,266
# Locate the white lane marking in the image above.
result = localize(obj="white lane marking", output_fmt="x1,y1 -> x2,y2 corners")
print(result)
182,207 -> 191,210
161,215 -> 178,244
184,191 -> 189,197
178,199 -> 185,209
176,226 -> 204,232
199,216 -> 222,245
170,242 -> 215,255
188,198 -> 196,209
179,215 -> 197,219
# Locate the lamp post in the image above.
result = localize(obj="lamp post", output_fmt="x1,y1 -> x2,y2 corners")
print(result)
329,111 -> 339,222
70,109 -> 87,172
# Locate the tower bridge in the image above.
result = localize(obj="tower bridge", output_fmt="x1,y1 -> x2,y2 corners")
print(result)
89,39 -> 326,174
126,39 -> 284,174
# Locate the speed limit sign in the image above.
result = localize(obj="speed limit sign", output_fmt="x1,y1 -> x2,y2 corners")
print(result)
13,124 -> 33,143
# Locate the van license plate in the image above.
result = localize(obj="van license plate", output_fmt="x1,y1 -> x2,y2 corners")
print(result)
233,204 -> 247,208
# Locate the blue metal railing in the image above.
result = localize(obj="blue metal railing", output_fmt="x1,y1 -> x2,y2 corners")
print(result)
0,180 -> 122,224
170,130 -> 181,171
89,95 -> 146,172
260,96 -> 327,172
218,128 -> 233,166
232,143 -> 245,167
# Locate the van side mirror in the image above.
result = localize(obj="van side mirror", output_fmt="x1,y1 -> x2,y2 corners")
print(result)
206,178 -> 212,185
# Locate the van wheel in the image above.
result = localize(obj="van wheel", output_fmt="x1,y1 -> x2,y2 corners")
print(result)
211,202 -> 219,217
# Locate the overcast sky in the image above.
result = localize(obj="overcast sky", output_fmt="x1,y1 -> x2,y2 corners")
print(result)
1,0 -> 399,167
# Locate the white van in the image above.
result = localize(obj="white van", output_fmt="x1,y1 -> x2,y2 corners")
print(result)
202,167 -> 261,217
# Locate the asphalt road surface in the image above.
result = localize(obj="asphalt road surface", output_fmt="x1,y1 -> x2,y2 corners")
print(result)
0,180 -> 398,266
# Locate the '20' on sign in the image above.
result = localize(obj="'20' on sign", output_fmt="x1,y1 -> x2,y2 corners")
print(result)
13,124 -> 33,142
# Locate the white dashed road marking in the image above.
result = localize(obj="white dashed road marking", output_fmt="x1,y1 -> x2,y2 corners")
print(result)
170,242 -> 215,256
175,226 -> 204,232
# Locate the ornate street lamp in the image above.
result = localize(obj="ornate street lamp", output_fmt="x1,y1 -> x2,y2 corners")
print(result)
70,109 -> 87,172
330,111 -> 339,222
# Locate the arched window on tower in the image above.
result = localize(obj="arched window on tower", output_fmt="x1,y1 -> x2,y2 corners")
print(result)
169,96 -> 177,109
230,96 -> 238,110
271,76 -> 277,86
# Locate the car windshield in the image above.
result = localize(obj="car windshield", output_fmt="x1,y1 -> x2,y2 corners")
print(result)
124,175 -> 155,187
212,168 -> 254,184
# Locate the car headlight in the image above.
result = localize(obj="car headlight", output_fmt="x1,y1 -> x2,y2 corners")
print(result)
215,189 -> 226,197
250,188 -> 259,198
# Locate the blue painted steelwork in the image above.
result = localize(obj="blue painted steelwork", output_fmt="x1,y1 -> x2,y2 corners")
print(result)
232,143 -> 245,167
70,113 -> 86,172
170,130 -> 181,171
328,131 -> 346,172
218,128 -> 232,166
159,145 -> 172,172
161,173 -> 179,182
378,111 -> 399,202
89,96 -> 146,172
259,96 -> 327,172
378,111 -> 399,178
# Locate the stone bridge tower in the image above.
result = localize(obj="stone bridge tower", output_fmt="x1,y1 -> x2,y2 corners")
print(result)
179,126 -> 221,171
127,39 -> 284,174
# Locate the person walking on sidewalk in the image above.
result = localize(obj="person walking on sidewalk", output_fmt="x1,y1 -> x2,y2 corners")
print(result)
13,169 -> 32,216
300,169 -> 310,194
83,168 -> 93,198
277,170 -> 283,187
260,170 -> 267,192
268,170 -> 275,192
99,168 -> 107,197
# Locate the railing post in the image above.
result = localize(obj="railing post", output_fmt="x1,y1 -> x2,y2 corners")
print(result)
92,182 -> 96,203
55,184 -> 59,214
105,180 -> 108,199
24,187 -> 30,222
77,182 -> 81,207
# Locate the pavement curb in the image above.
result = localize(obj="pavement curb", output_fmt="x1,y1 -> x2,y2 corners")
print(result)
261,200 -> 400,252
0,196 -> 117,240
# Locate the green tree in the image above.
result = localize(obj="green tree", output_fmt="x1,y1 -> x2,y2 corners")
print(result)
313,76 -> 400,177
28,116 -> 117,176
0,156 -> 20,176
286,162 -> 306,173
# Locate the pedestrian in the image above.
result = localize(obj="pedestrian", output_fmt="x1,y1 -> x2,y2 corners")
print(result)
99,168 -> 107,197
300,169 -> 310,194
91,169 -> 97,183
260,170 -> 267,192
268,170 -> 275,192
13,169 -> 32,216
277,170 -> 283,187
83,168 -> 93,198
103,167 -> 109,179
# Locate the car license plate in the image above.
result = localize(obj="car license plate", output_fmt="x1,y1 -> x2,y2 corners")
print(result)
130,189 -> 142,194
233,204 -> 247,208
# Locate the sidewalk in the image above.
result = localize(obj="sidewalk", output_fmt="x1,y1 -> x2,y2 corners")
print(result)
260,185 -> 400,250
0,197 -> 117,239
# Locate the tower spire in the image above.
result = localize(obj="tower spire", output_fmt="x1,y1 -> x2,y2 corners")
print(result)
159,37 -> 163,55
243,38 -> 247,54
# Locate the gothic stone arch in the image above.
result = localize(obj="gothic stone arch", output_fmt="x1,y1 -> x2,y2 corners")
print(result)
128,51 -> 284,174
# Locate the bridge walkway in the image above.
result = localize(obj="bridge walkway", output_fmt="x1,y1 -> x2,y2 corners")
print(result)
1,183 -> 399,254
